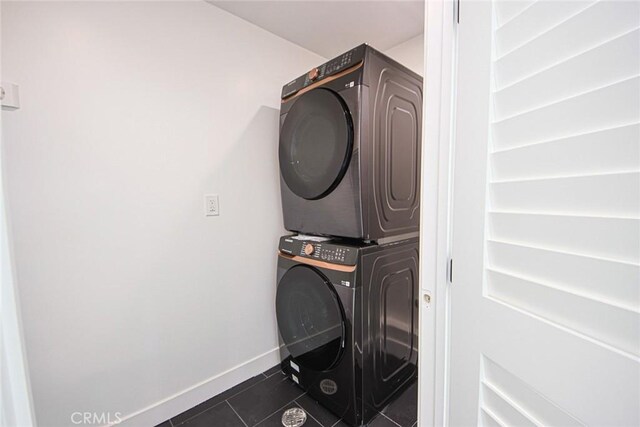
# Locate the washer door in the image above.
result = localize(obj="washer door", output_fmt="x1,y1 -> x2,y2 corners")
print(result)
276,265 -> 345,372
279,88 -> 353,200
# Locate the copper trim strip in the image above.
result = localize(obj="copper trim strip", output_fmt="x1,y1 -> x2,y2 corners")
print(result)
278,252 -> 356,273
281,61 -> 364,103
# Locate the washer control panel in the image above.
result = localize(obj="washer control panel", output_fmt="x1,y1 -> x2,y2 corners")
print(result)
281,44 -> 366,99
323,49 -> 355,76
279,236 -> 358,266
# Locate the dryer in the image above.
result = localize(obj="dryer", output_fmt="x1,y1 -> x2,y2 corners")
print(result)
275,234 -> 419,426
279,44 -> 423,241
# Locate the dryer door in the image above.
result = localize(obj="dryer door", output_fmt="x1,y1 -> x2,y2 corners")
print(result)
276,265 -> 345,372
279,88 -> 353,200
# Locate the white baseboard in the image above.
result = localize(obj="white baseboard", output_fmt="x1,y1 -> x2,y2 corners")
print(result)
113,347 -> 281,427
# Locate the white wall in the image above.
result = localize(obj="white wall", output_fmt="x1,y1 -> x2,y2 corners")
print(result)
385,34 -> 425,76
1,0 -> 36,421
1,1 -> 322,426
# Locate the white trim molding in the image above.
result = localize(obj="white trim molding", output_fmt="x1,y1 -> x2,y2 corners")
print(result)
114,347 -> 281,427
418,0 -> 457,426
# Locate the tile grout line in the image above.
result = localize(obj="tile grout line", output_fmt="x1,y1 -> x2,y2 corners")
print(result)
226,375 -> 272,401
170,368 -> 280,425
265,369 -> 284,379
226,400 -> 249,427
171,375 -> 270,426
252,391 -> 308,426
293,399 -> 324,427
170,372 -> 416,427
379,411 -> 402,427
242,377 -> 300,426
224,375 -> 292,426
171,400 -> 226,427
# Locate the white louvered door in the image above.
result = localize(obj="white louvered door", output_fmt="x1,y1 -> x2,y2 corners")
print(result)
448,1 -> 640,426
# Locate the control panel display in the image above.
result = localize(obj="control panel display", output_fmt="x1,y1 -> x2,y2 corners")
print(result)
300,243 -> 350,263
281,44 -> 366,99
279,236 -> 358,266
324,50 -> 354,75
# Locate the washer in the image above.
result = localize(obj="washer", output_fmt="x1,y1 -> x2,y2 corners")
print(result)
279,44 -> 423,241
275,234 -> 419,426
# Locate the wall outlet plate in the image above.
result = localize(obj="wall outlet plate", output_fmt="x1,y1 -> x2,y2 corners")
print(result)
204,194 -> 219,216
1,82 -> 20,110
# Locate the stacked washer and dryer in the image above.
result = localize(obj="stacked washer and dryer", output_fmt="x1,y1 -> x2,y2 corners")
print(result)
274,44 -> 422,426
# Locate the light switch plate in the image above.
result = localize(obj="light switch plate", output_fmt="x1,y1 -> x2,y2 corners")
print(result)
204,194 -> 219,216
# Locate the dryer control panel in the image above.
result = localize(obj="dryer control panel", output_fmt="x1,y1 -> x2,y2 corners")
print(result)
278,235 -> 359,266
281,44 -> 367,99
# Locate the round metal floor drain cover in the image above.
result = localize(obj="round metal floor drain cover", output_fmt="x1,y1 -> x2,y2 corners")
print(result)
282,407 -> 307,427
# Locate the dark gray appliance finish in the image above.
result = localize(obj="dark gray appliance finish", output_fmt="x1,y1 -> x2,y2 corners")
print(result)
275,235 -> 419,426
278,44 -> 423,241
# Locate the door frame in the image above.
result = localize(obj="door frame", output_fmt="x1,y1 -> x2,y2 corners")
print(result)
417,0 -> 458,426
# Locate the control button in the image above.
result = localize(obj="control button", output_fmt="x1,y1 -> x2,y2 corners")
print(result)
304,244 -> 315,256
308,68 -> 320,81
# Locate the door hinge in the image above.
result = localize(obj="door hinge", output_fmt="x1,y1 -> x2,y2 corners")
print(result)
448,258 -> 453,283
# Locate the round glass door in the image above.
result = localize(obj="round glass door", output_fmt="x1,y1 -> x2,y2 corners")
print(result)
279,88 -> 353,200
276,265 -> 345,372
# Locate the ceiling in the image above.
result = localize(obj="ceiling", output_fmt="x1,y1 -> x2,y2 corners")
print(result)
208,0 -> 424,58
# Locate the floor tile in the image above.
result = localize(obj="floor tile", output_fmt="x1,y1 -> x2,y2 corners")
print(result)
181,402 -> 245,427
381,381 -> 417,427
294,393 -> 341,427
156,370 -> 417,427
255,403 -> 322,427
262,364 -> 283,378
228,374 -> 305,426
367,413 -> 400,427
172,375 -> 265,425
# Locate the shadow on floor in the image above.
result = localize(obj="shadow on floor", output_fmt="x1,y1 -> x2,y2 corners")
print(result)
156,365 -> 417,427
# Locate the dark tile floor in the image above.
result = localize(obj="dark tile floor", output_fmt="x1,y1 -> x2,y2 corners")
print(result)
156,365 -> 417,427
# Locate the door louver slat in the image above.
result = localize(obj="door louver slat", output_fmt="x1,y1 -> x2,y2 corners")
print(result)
485,0 -> 640,358
494,0 -> 640,88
